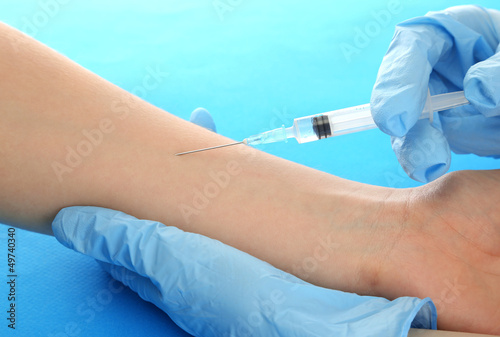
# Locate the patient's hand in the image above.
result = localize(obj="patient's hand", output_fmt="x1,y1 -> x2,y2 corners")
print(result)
375,169 -> 500,334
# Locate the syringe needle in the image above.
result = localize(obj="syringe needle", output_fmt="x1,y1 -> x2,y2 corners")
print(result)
175,140 -> 246,156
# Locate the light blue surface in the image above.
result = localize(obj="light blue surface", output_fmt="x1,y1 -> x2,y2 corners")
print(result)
0,1 -> 499,336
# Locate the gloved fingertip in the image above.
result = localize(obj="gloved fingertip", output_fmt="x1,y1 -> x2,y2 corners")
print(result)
464,76 -> 500,117
464,53 -> 500,117
97,261 -> 162,307
409,162 -> 449,183
52,206 -> 127,258
97,261 -> 139,287
392,121 -> 451,183
371,90 -> 421,138
52,206 -> 81,249
382,112 -> 410,137
190,107 -> 217,133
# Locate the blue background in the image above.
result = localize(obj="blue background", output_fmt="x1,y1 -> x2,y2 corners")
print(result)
0,0 -> 499,336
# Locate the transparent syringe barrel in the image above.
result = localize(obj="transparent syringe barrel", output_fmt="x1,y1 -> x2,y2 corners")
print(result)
293,104 -> 375,143
325,103 -> 377,136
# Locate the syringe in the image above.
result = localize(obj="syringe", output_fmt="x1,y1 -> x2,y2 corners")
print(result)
175,91 -> 469,156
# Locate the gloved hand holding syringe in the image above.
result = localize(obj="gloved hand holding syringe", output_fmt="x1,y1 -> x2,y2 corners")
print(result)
175,90 -> 470,156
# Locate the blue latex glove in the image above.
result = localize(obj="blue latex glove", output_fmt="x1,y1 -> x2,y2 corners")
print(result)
371,5 -> 500,182
190,107 -> 217,133
52,206 -> 437,336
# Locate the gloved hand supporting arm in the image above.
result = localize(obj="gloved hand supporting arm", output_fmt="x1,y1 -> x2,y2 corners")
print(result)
52,206 -> 437,337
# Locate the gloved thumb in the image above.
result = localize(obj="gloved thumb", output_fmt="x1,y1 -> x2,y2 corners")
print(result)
190,107 -> 217,132
391,120 -> 451,183
464,49 -> 500,117
97,261 -> 164,308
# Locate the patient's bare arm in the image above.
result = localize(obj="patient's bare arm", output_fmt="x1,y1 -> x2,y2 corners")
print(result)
0,20 -> 398,292
0,23 -> 499,334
